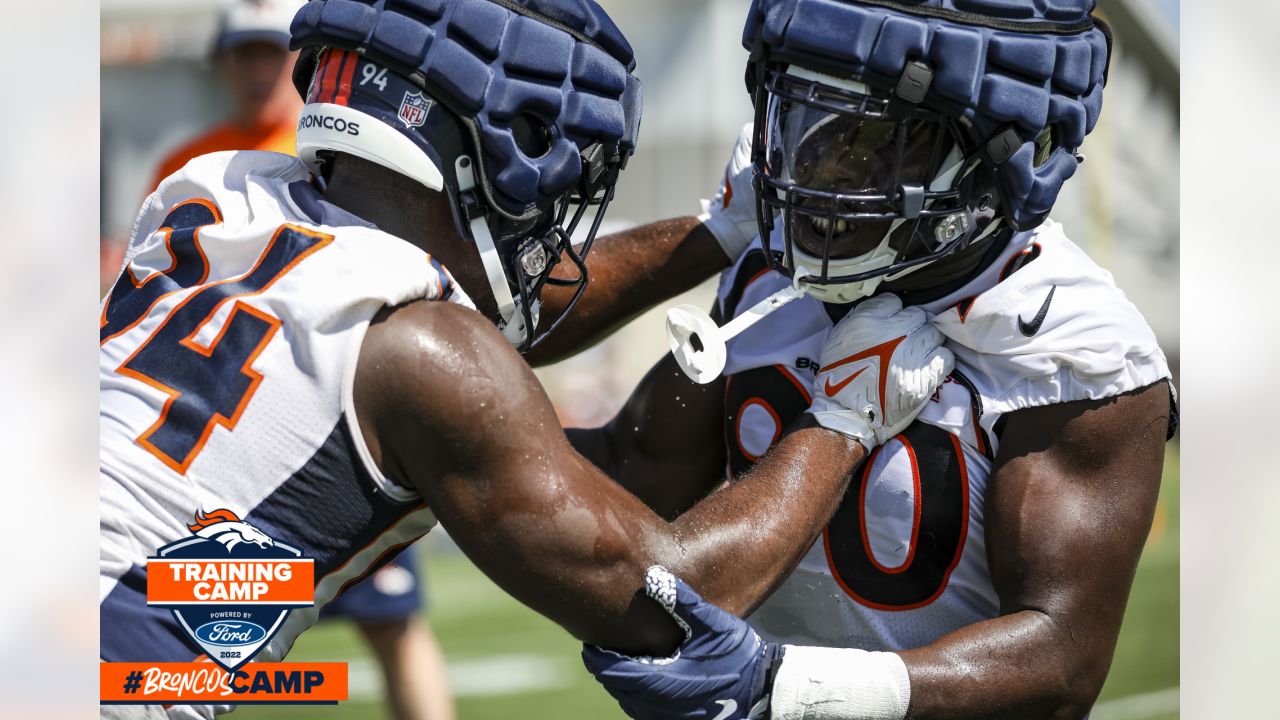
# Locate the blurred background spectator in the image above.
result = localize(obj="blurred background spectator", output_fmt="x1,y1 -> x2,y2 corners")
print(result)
100,1 -> 1180,718
146,0 -> 303,190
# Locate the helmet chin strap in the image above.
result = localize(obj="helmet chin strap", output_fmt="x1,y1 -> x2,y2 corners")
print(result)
884,214 -> 1006,283
454,155 -> 537,347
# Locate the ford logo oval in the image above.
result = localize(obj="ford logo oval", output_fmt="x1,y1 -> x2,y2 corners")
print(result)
194,621 -> 267,646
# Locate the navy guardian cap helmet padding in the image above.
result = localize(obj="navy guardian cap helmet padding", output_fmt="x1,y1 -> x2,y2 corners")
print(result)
741,0 -> 1110,302
291,0 -> 640,219
744,0 -> 1109,231
288,0 -> 642,351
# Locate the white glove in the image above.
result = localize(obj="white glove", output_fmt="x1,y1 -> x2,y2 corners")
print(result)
808,295 -> 954,450
697,122 -> 767,261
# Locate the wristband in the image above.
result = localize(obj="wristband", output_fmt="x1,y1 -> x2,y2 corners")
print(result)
770,645 -> 911,720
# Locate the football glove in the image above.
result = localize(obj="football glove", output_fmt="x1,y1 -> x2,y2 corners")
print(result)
582,566 -> 781,720
698,122 -> 767,261
808,294 -> 953,450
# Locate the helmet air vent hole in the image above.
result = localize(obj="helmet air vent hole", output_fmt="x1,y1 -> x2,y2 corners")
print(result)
512,113 -> 554,160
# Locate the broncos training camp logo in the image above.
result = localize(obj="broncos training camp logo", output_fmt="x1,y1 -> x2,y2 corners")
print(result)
147,509 -> 315,671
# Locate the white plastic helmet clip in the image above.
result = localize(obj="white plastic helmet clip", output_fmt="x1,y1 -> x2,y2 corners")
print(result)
666,283 -> 806,384
455,155 -> 536,346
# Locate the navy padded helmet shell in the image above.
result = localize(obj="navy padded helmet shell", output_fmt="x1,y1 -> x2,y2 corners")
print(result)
743,0 -> 1109,230
291,0 -> 642,217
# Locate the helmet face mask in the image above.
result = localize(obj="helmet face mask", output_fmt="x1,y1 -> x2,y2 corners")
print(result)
482,167 -> 618,351
752,65 -> 1000,303
447,119 -> 619,352
773,100 -> 950,261
741,0 -> 1112,305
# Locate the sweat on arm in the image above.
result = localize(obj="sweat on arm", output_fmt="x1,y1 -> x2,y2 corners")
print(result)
353,299 -> 864,656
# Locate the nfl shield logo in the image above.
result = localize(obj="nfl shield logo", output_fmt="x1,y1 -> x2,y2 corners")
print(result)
399,91 -> 432,128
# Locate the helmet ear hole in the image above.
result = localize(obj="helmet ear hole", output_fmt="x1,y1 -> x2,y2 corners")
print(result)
511,113 -> 554,160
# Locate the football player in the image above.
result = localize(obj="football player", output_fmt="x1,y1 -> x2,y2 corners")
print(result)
142,5 -> 455,718
581,1 -> 1177,719
98,1 -> 953,718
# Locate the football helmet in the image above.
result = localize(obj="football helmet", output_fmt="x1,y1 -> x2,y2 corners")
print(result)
742,0 -> 1111,303
289,0 -> 642,350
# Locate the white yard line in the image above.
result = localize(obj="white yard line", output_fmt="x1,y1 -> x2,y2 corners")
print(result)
1092,687 -> 1180,719
344,653 -> 575,700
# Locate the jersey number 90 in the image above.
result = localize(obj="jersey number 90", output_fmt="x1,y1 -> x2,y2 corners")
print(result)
726,366 -> 970,611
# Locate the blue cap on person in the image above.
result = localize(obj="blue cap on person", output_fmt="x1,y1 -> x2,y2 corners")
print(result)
214,0 -> 308,56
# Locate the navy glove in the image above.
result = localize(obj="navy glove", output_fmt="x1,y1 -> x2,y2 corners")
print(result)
582,567 -> 782,720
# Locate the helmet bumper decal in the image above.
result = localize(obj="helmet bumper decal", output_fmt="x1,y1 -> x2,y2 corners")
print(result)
296,101 -> 445,192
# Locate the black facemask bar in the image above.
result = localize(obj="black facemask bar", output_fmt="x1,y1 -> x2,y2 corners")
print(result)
751,65 -> 998,288
482,159 -> 620,354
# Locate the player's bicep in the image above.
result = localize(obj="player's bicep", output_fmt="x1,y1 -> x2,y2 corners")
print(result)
355,300 -> 682,653
986,382 -> 1169,636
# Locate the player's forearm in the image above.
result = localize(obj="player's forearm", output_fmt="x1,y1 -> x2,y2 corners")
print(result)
422,449 -> 690,657
656,425 -> 863,617
901,388 -> 1169,719
526,217 -> 729,366
898,609 -> 1105,720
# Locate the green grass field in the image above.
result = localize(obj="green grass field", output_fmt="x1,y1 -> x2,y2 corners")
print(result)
237,445 -> 1179,720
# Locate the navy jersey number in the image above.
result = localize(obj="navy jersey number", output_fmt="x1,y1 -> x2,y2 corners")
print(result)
103,201 -> 333,473
823,422 -> 970,610
724,365 -> 812,473
726,366 -> 970,611
101,199 -> 221,344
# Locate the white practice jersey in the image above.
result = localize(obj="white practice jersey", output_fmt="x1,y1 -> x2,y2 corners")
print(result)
100,151 -> 467,693
718,220 -> 1172,652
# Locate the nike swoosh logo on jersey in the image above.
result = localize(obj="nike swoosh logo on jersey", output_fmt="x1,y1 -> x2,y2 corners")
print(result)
1017,285 -> 1057,337
712,699 -> 738,720
824,366 -> 868,397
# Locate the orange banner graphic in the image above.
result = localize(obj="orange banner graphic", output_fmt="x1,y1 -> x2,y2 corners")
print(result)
100,662 -> 347,704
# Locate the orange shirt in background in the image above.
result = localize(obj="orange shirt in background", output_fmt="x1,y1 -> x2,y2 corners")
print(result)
150,120 -> 296,192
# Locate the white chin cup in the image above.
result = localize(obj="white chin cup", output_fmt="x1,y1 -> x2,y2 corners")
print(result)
501,298 -> 540,346
787,242 -> 895,304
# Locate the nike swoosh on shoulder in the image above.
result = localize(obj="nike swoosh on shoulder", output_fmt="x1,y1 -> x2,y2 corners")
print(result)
1017,285 -> 1057,337
824,366 -> 868,397
712,699 -> 739,720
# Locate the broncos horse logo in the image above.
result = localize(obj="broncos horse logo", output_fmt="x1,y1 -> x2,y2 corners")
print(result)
188,508 -> 276,552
